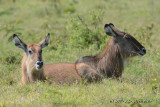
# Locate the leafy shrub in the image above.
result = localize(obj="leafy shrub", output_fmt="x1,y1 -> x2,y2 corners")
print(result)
66,11 -> 106,49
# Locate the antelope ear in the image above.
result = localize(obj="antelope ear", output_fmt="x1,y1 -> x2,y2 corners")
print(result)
39,33 -> 50,48
13,34 -> 27,52
104,23 -> 117,37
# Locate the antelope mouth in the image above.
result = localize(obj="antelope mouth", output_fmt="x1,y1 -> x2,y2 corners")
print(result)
138,48 -> 146,56
137,52 -> 146,56
35,65 -> 43,70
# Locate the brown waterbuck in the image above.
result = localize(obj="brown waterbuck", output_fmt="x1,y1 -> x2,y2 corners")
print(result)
13,34 -> 82,85
75,23 -> 146,80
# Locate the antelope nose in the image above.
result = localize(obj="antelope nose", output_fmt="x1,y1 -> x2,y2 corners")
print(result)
36,61 -> 43,67
142,48 -> 146,54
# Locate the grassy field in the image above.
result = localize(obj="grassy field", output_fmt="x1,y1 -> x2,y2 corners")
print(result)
0,0 -> 160,106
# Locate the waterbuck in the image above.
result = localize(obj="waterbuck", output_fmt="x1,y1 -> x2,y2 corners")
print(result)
13,34 -> 82,85
75,23 -> 146,80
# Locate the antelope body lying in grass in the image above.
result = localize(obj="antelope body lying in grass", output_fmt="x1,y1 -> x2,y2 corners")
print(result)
13,23 -> 146,84
13,34 -> 82,85
76,23 -> 146,80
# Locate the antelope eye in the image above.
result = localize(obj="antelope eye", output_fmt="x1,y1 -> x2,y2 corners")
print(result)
28,50 -> 32,54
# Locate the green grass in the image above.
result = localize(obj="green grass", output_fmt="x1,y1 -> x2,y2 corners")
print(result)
0,0 -> 160,106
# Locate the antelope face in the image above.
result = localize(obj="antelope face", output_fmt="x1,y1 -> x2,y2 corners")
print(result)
104,23 -> 146,57
27,44 -> 43,70
13,33 -> 50,70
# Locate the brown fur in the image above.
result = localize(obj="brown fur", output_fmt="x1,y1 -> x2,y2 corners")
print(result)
13,34 -> 82,85
43,63 -> 81,84
75,23 -> 146,80
21,47 -> 82,85
76,63 -> 102,82
20,52 -> 45,84
96,37 -> 124,78
20,52 -> 81,85
14,23 -> 146,84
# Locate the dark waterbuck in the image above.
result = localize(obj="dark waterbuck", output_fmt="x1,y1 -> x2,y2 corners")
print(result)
13,34 -> 82,85
75,23 -> 146,81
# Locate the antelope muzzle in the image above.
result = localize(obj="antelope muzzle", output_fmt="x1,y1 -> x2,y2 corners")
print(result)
138,47 -> 146,56
35,61 -> 43,70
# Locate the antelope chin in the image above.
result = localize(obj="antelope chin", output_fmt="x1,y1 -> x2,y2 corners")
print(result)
137,52 -> 145,56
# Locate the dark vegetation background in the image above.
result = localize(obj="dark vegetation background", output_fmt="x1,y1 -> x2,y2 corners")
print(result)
0,0 -> 159,106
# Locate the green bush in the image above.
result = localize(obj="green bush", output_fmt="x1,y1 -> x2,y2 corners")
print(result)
66,13 -> 106,49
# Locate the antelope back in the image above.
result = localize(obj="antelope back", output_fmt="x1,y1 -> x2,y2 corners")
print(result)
43,63 -> 82,84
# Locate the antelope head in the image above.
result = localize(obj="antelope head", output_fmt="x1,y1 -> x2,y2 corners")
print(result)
13,33 -> 50,71
104,23 -> 146,58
